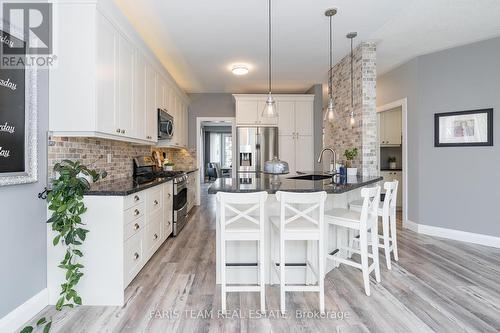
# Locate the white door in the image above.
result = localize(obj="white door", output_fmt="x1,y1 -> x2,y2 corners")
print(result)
295,101 -> 313,136
145,63 -> 157,141
295,135 -> 314,172
279,135 -> 296,175
277,101 -> 295,136
117,34 -> 134,137
236,100 -> 259,125
96,13 -> 117,135
134,51 -> 146,140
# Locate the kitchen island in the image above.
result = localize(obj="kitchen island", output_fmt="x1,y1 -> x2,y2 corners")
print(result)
208,173 -> 383,285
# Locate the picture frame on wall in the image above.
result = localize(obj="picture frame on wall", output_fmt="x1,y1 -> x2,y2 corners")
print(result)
434,108 -> 493,147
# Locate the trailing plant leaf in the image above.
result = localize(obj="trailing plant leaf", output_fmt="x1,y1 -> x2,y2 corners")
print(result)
22,160 -> 105,333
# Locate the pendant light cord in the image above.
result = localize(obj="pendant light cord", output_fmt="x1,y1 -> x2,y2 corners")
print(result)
350,36 -> 353,108
268,0 -> 272,94
329,15 -> 333,99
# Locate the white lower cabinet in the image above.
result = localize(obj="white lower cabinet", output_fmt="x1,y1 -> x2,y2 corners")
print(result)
380,171 -> 403,208
47,181 -> 173,307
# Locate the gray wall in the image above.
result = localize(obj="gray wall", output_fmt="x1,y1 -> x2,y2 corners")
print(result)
0,70 -> 48,317
378,37 -> 500,236
187,93 -> 235,148
306,84 -> 324,172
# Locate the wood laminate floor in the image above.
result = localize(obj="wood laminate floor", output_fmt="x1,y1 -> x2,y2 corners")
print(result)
24,184 -> 500,333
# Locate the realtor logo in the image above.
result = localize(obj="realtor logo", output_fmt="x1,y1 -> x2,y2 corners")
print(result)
2,2 -> 52,54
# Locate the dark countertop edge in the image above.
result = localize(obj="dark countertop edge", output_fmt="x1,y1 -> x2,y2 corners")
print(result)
380,168 -> 402,171
184,168 -> 199,174
207,176 -> 383,195
84,176 -> 174,196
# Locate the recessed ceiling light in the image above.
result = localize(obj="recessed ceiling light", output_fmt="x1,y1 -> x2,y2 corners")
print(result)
231,65 -> 249,76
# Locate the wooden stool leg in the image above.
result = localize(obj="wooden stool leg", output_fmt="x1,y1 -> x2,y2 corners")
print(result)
259,238 -> 265,312
382,214 -> 392,270
390,209 -> 399,261
280,235 -> 286,314
221,239 -> 227,312
359,229 -> 371,296
371,221 -> 381,283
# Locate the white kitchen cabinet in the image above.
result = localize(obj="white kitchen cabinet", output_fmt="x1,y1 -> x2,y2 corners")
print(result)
277,101 -> 295,135
234,97 -> 278,126
279,135 -> 296,173
47,181 -> 174,306
49,2 -> 187,145
295,135 -> 314,172
380,170 -> 403,208
379,108 -> 402,146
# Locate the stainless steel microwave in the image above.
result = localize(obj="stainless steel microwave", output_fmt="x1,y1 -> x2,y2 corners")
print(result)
158,108 -> 174,139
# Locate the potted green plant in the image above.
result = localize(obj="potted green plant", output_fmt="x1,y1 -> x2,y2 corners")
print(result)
163,161 -> 175,171
388,156 -> 397,170
344,148 -> 358,176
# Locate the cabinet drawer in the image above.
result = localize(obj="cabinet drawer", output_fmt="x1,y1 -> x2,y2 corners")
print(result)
124,191 -> 144,210
145,211 -> 162,257
124,202 -> 145,225
124,215 -> 145,241
124,230 -> 144,287
147,187 -> 162,216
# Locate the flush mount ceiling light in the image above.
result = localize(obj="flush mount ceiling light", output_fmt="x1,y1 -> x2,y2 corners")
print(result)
347,32 -> 357,126
324,8 -> 337,123
262,0 -> 277,118
231,65 -> 249,76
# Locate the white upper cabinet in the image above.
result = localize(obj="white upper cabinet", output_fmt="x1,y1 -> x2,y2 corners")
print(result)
235,100 -> 260,125
379,108 -> 402,146
49,2 -> 188,145
277,101 -> 295,135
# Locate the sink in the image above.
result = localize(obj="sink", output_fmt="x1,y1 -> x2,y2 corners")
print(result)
288,174 -> 332,181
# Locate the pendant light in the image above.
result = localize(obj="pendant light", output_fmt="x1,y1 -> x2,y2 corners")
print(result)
262,0 -> 277,118
324,9 -> 337,123
347,32 -> 357,126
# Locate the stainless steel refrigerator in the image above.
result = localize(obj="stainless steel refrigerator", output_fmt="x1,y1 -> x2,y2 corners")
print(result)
237,127 -> 279,174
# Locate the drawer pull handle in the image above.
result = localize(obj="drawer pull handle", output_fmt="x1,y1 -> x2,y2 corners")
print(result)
134,195 -> 139,202
154,200 -> 159,205
134,209 -> 140,216
134,223 -> 140,230
154,233 -> 158,240
133,252 -> 139,260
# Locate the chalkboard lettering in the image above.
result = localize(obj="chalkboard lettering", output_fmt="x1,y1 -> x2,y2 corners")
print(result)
0,122 -> 15,133
0,147 -> 10,158
0,34 -> 14,48
0,77 -> 16,90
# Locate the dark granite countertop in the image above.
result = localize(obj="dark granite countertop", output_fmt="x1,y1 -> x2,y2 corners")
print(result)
380,168 -> 402,171
184,168 -> 199,174
85,176 -> 174,196
208,173 -> 382,194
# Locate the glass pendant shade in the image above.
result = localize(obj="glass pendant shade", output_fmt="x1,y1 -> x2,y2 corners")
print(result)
324,96 -> 334,122
262,93 -> 277,118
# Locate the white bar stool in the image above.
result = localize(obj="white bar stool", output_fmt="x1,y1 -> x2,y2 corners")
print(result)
216,191 -> 268,312
270,191 -> 327,314
349,181 -> 399,269
324,186 -> 381,296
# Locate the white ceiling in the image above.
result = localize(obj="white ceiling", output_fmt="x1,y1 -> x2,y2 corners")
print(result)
114,0 -> 500,93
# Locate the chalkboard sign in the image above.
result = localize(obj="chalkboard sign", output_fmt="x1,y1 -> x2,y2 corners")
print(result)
0,54 -> 25,172
0,29 -> 37,186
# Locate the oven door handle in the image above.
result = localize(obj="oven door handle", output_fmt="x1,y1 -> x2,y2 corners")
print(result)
174,182 -> 187,194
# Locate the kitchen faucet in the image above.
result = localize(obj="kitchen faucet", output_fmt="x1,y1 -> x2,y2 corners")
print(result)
317,148 -> 337,174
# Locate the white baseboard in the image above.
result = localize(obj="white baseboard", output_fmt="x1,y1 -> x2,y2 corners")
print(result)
404,220 -> 500,248
0,289 -> 49,333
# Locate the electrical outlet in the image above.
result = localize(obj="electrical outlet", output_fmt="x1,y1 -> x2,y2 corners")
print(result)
107,154 -> 112,163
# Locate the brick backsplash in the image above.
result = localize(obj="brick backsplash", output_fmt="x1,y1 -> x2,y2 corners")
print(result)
47,136 -> 196,181
323,42 -> 378,176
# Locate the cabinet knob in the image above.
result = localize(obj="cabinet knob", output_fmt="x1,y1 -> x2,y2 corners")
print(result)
154,200 -> 159,205
134,223 -> 140,230
116,128 -> 121,133
154,233 -> 158,240
168,193 -> 171,198
133,252 -> 139,260
121,129 -> 125,134
134,195 -> 140,202
168,221 -> 171,225
134,209 -> 140,216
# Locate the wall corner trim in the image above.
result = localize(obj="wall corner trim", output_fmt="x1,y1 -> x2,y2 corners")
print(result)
0,288 -> 48,333
404,220 -> 500,248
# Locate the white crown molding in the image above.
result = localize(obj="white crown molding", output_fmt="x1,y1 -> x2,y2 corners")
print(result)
0,289 -> 48,333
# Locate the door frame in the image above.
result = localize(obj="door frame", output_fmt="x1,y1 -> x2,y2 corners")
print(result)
377,98 -> 408,227
196,117 -> 237,182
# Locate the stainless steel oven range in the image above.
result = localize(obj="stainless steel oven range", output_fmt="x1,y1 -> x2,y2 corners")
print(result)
172,172 -> 188,236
